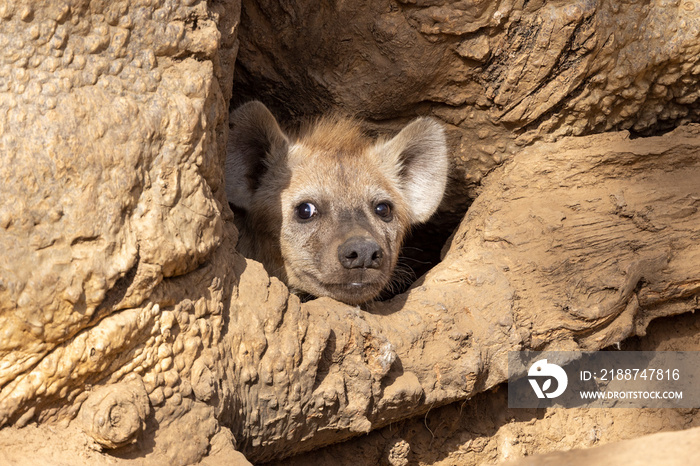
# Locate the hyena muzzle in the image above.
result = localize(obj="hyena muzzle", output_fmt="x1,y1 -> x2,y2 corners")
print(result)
225,101 -> 448,305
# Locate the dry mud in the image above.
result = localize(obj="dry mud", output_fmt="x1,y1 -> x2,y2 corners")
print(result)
275,310 -> 700,466
2,311 -> 699,465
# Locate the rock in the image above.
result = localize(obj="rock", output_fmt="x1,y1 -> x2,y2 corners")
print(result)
233,0 -> 700,195
78,377 -> 150,449
383,437 -> 411,466
0,0 -> 240,463
265,310 -> 700,466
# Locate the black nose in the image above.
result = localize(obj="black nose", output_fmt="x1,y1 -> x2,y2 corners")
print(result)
338,237 -> 383,269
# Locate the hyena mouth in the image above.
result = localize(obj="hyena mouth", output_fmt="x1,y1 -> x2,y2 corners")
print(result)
322,280 -> 380,288
319,280 -> 387,303
325,282 -> 379,290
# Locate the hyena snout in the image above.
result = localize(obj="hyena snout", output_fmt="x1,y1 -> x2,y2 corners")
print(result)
337,236 -> 384,270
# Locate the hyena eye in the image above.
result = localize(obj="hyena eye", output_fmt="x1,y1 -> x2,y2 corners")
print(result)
374,202 -> 392,221
295,202 -> 318,220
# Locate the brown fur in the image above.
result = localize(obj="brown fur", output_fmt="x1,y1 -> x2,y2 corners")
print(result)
226,101 -> 448,305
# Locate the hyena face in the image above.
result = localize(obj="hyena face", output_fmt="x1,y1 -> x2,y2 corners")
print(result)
226,101 -> 448,305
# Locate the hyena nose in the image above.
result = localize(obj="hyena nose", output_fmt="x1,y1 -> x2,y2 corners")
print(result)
338,237 -> 383,269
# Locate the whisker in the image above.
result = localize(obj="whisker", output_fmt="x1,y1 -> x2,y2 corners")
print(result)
400,246 -> 425,252
396,257 -> 432,265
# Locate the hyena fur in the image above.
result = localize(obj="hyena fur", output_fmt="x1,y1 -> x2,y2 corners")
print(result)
225,101 -> 448,305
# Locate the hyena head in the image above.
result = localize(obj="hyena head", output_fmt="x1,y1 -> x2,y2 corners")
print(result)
226,101 -> 448,305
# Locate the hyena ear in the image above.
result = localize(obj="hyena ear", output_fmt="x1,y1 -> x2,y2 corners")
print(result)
380,117 -> 449,223
225,101 -> 289,210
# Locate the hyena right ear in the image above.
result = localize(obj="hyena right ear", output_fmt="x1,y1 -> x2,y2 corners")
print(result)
379,117 -> 449,224
225,101 -> 289,210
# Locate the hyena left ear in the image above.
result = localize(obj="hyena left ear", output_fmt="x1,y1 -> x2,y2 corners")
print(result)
380,117 -> 449,223
225,101 -> 289,210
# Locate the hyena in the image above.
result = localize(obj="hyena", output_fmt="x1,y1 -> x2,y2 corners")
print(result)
225,101 -> 448,305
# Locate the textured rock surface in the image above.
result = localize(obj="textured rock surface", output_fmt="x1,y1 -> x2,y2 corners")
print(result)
1,0 -> 700,465
276,307 -> 700,466
0,0 -> 240,463
234,0 -> 700,196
